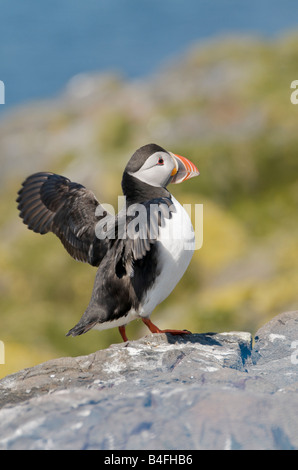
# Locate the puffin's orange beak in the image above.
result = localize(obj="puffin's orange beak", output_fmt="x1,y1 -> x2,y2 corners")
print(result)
170,153 -> 199,184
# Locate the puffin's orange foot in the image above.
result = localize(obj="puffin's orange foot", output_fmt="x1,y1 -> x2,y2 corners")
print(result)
119,325 -> 128,342
142,318 -> 191,336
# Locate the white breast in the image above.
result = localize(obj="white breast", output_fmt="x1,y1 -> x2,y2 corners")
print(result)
139,196 -> 195,317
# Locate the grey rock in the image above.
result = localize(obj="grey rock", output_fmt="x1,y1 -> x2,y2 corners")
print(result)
0,311 -> 298,450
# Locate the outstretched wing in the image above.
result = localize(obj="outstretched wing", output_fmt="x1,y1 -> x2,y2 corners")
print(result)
17,172 -> 109,266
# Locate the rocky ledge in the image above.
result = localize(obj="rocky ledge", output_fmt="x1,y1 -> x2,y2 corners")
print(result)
0,311 -> 298,450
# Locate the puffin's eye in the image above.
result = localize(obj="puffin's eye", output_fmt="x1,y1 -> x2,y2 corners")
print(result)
157,157 -> 164,165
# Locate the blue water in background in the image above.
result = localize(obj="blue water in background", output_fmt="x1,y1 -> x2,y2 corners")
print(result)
0,0 -> 298,111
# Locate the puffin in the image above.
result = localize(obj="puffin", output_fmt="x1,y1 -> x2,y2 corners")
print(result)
17,144 -> 199,342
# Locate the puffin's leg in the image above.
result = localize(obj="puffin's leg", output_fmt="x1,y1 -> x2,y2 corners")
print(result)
142,318 -> 191,335
119,325 -> 128,342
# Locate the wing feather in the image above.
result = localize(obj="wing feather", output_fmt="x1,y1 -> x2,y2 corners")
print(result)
17,172 -> 108,266
17,172 -> 175,273
114,197 -> 175,277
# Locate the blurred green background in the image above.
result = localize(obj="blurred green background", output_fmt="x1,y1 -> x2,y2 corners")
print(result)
1,32 -> 298,378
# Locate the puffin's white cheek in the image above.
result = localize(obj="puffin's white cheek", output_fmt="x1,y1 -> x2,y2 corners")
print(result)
132,166 -> 168,187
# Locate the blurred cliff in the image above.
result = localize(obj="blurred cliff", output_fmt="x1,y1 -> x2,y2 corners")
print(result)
1,33 -> 298,377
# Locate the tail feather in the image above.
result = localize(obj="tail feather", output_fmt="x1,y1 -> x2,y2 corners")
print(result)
66,320 -> 98,337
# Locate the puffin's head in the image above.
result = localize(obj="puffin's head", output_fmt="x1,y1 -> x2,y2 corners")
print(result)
124,143 -> 199,188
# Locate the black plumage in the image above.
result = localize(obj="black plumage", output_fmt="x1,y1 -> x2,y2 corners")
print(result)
17,172 -> 108,266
